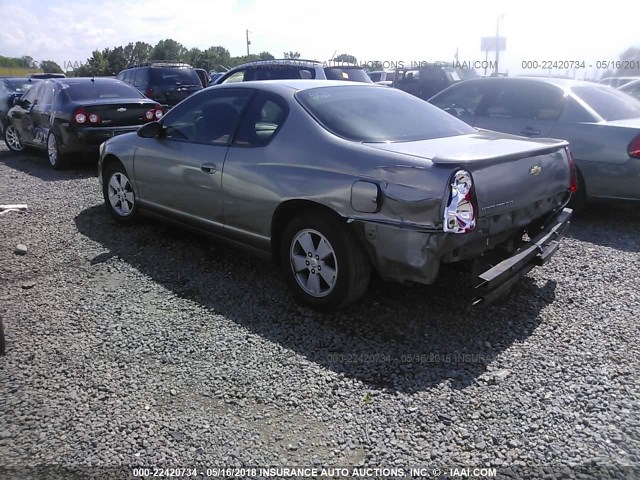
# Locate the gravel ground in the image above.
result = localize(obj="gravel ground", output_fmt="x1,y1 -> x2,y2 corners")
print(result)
1,144 -> 639,479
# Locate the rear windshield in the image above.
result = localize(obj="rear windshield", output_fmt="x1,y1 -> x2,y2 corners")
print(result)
296,85 -> 476,142
572,85 -> 640,121
4,79 -> 38,93
63,81 -> 144,101
150,68 -> 200,86
323,68 -> 372,83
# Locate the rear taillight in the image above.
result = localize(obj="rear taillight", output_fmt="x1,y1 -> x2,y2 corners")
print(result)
444,169 -> 477,234
72,107 -> 87,125
145,87 -> 154,98
144,105 -> 163,122
628,134 -> 640,159
88,113 -> 100,124
565,146 -> 578,193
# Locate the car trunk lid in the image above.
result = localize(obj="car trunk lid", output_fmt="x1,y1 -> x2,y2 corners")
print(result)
77,100 -> 158,127
365,131 -> 570,217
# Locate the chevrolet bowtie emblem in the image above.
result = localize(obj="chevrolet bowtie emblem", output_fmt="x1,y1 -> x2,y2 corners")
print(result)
529,165 -> 542,175
117,107 -> 127,112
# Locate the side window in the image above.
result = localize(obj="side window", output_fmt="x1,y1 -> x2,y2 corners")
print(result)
116,72 -> 125,81
22,83 -> 41,105
560,96 -> 594,123
123,70 -> 132,84
368,73 -> 381,82
162,89 -> 254,144
233,93 -> 288,147
133,69 -> 146,87
430,83 -> 485,118
484,83 -> 564,120
39,82 -> 55,109
221,70 -> 245,84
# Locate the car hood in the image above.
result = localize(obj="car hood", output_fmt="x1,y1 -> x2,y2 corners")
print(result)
364,130 -> 568,165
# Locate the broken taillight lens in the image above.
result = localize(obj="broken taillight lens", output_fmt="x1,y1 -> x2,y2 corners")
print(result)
444,169 -> 477,233
565,146 -> 578,193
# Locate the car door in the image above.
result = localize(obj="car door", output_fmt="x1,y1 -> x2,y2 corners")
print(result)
133,88 -> 254,231
10,82 -> 43,145
474,81 -> 565,138
30,80 -> 56,146
221,91 -> 289,251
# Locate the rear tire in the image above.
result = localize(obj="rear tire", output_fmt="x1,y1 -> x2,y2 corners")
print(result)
4,125 -> 24,153
47,133 -> 65,170
280,211 -> 371,312
103,162 -> 139,224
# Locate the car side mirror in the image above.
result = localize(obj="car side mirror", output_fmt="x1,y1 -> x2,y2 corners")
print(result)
138,121 -> 163,138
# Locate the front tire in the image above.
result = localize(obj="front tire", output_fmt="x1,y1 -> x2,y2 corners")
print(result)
281,211 -> 371,311
4,125 -> 24,152
47,133 -> 65,170
103,162 -> 139,223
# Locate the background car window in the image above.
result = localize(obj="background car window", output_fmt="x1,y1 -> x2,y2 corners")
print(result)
162,90 -> 253,144
222,71 -> 245,83
323,68 -> 371,82
133,69 -> 147,87
297,85 -> 476,142
39,82 -> 55,109
5,79 -> 37,93
430,83 -> 485,118
123,70 -> 132,84
559,96 -> 595,123
484,83 -> 564,120
116,72 -> 125,81
22,83 -> 42,104
150,68 -> 200,86
62,81 -> 145,101
368,72 -> 382,82
572,85 -> 640,121
233,93 -> 287,146
243,67 -> 315,81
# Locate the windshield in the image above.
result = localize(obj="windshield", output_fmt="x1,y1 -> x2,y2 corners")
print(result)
5,79 -> 38,93
572,85 -> 640,121
63,81 -> 144,101
150,68 -> 201,86
296,85 -> 476,142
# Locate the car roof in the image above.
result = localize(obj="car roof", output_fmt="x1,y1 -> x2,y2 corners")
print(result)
456,76 -> 608,90
210,79 -> 381,93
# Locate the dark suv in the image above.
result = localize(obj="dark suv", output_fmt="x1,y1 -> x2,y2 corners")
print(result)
214,59 -> 372,84
393,62 -> 477,100
116,61 -> 202,109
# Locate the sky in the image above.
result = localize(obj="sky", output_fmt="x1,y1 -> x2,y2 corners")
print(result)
1,0 -> 639,79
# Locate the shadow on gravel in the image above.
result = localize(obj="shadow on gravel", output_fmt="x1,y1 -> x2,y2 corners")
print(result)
567,203 -> 640,253
0,149 -> 97,181
75,205 -> 557,393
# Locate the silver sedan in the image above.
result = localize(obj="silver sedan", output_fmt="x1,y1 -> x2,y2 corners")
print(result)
99,80 -> 573,310
430,77 -> 640,207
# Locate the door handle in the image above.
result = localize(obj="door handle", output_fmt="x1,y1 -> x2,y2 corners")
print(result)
521,127 -> 541,137
200,163 -> 217,174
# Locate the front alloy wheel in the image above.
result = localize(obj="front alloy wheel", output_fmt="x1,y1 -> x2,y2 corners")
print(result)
103,163 -> 138,223
4,125 -> 24,152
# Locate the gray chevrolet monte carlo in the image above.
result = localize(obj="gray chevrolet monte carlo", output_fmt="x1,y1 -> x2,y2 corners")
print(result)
98,80 -> 574,311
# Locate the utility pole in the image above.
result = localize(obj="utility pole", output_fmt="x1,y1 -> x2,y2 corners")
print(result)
494,15 -> 503,75
246,29 -> 251,56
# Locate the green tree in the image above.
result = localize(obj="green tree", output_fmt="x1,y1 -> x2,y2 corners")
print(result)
150,39 -> 188,62
123,41 -> 152,66
39,60 -> 64,73
258,51 -> 274,61
283,51 -> 301,59
618,46 -> 640,76
334,53 -> 357,64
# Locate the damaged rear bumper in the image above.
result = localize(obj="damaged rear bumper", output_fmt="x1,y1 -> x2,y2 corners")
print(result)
473,207 -> 572,305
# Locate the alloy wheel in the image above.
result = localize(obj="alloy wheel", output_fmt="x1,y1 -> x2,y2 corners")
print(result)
5,126 -> 23,152
289,228 -> 338,298
107,172 -> 135,216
